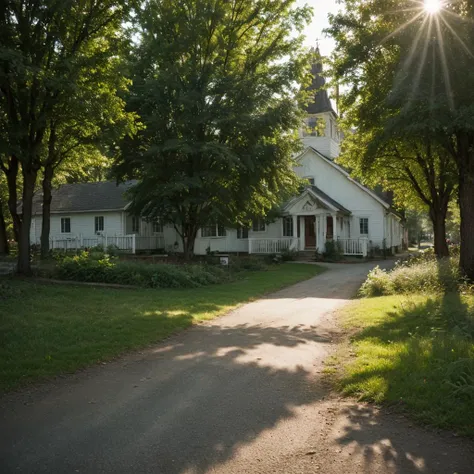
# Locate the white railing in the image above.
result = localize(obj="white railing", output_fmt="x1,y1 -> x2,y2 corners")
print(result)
134,235 -> 165,252
49,234 -> 165,254
49,237 -> 81,251
337,238 -> 369,257
248,238 -> 299,254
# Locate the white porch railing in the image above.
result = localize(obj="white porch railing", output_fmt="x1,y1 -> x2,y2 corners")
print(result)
248,238 -> 299,254
337,238 -> 369,257
49,234 -> 165,254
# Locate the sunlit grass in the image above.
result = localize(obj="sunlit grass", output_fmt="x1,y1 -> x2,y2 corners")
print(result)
335,293 -> 474,436
0,264 -> 324,392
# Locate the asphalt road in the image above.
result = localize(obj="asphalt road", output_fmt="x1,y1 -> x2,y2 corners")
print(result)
2,262 -> 474,474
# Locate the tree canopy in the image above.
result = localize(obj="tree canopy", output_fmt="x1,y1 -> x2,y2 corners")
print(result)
116,0 -> 313,257
327,0 -> 474,266
0,0 -> 134,273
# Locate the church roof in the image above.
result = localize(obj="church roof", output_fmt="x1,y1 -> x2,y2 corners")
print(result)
309,185 -> 351,215
31,181 -> 136,215
305,49 -> 337,116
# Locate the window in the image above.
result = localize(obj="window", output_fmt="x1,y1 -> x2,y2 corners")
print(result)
305,177 -> 315,186
237,227 -> 249,239
201,224 -> 226,238
94,216 -> 104,233
282,217 -> 293,237
132,216 -> 140,233
61,217 -> 71,234
153,220 -> 163,233
359,218 -> 369,235
252,218 -> 266,232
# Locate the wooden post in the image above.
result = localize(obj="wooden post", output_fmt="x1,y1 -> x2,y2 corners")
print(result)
132,234 -> 136,254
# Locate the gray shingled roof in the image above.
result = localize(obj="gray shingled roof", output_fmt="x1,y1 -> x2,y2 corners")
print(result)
309,186 -> 351,215
32,181 -> 135,215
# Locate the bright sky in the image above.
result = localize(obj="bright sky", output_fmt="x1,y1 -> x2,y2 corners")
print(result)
296,0 -> 342,56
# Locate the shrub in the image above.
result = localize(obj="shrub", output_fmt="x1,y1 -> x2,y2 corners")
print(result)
323,240 -> 343,261
281,248 -> 298,262
265,253 -> 282,265
359,266 -> 394,297
106,244 -> 120,257
51,252 -> 235,288
360,257 -> 464,297
229,256 -> 268,271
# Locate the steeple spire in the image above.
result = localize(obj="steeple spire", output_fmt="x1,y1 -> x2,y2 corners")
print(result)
305,48 -> 336,116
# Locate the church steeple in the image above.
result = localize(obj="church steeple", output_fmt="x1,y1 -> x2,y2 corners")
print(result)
305,48 -> 337,116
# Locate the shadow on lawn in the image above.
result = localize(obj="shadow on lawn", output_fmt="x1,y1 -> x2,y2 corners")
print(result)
339,282 -> 474,441
330,266 -> 474,472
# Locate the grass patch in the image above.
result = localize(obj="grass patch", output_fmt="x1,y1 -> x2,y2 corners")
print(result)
0,263 -> 324,392
335,293 -> 474,436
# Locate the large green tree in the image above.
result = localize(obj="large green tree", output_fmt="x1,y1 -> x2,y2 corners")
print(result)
338,120 -> 456,256
327,0 -> 474,275
0,0 -> 133,274
38,51 -> 133,258
116,0 -> 312,258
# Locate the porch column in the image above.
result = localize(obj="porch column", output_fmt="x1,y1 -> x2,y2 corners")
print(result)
332,213 -> 338,240
316,215 -> 323,252
299,216 -> 305,250
292,214 -> 298,249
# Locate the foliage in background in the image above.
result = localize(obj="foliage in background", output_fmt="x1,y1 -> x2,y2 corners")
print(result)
115,0 -> 314,258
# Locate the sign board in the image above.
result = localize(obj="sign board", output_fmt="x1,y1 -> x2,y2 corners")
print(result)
220,256 -> 229,266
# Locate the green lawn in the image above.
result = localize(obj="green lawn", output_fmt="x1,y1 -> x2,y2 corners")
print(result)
0,263 -> 323,392
333,293 -> 474,436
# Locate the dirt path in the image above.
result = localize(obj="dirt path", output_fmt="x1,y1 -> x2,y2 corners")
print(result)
1,262 -> 474,473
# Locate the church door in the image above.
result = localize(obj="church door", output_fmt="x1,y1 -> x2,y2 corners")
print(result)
304,216 -> 316,248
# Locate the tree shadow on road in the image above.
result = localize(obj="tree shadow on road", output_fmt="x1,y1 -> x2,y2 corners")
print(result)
2,319 -> 336,474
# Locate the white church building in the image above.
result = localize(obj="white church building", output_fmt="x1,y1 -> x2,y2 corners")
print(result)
30,59 -> 405,257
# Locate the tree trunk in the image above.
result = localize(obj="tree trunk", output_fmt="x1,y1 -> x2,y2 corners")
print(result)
40,164 -> 54,258
181,224 -> 198,261
458,153 -> 474,279
17,170 -> 37,275
0,201 -> 9,255
5,157 -> 20,242
430,207 -> 449,258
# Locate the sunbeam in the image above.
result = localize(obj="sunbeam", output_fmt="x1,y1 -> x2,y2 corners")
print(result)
381,10 -> 425,44
405,15 -> 434,108
439,14 -> 474,58
434,15 -> 455,109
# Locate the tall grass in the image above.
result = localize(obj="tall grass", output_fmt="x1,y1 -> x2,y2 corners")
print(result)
360,253 -> 467,297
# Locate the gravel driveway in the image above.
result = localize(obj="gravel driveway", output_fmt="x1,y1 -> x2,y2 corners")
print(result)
1,262 -> 474,473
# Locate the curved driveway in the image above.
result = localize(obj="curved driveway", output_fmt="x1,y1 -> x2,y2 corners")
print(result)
2,262 -> 474,473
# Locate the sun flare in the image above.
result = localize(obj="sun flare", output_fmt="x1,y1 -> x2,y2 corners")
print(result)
424,0 -> 442,14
